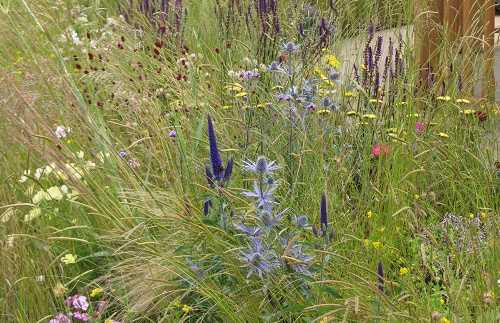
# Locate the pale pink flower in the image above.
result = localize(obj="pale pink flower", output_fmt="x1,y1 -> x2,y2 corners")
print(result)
372,143 -> 390,157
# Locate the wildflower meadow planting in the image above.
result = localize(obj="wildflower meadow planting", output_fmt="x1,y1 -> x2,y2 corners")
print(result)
2,0 -> 500,322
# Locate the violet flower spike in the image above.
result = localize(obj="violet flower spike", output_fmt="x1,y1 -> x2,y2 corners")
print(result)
320,192 -> 328,235
223,156 -> 234,181
377,260 -> 384,293
207,115 -> 224,180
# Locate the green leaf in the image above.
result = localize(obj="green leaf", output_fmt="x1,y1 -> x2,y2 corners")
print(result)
323,286 -> 342,299
281,304 -> 307,312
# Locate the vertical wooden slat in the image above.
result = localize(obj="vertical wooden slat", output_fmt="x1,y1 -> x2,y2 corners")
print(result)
483,0 -> 496,99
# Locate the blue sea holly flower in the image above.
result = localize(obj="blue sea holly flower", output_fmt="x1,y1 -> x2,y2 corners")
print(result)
240,240 -> 279,278
243,156 -> 282,174
207,115 -> 224,180
281,41 -> 300,53
293,215 -> 311,230
241,181 -> 277,209
287,243 -> 315,274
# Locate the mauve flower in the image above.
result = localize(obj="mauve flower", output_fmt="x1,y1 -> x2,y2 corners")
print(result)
119,151 -> 127,157
169,130 -> 177,138
49,314 -> 71,323
372,143 -> 390,157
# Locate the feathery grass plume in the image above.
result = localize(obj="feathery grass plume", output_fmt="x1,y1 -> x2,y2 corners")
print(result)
377,260 -> 384,293
207,115 -> 224,180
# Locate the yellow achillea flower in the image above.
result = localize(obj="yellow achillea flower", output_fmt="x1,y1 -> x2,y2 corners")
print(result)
325,54 -> 340,68
346,111 -> 358,116
344,91 -> 356,98
455,98 -> 470,104
362,114 -> 377,119
437,132 -> 449,138
90,288 -> 103,297
317,109 -> 331,115
459,109 -> 475,115
406,113 -> 419,117
399,267 -> 409,276
436,96 -> 451,101
369,99 -> 384,104
235,92 -> 248,97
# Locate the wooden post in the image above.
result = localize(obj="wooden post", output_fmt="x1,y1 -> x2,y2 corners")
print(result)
483,0 -> 496,100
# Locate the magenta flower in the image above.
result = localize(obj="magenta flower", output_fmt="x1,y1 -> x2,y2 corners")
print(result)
372,143 -> 390,157
415,122 -> 423,135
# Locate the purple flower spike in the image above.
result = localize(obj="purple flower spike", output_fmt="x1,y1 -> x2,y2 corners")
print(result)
205,164 -> 215,188
207,115 -> 223,180
377,261 -> 384,293
223,156 -> 234,181
320,192 -> 328,235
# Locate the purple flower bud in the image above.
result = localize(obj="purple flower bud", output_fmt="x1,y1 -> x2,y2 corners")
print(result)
320,192 -> 328,235
207,115 -> 223,180
119,151 -> 127,158
223,156 -> 234,181
377,261 -> 384,293
169,130 -> 177,138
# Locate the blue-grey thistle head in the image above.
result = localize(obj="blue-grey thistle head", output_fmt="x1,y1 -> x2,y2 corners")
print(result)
329,71 -> 340,82
207,115 -> 223,180
377,260 -> 384,293
320,192 -> 328,235
255,156 -> 268,173
282,41 -> 300,53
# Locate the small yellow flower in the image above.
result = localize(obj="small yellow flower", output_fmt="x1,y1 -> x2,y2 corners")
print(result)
459,109 -> 475,115
364,239 -> 370,246
325,55 -> 340,68
395,101 -> 407,106
90,288 -> 103,297
317,109 -> 331,115
414,194 -> 420,200
61,254 -> 77,265
319,317 -> 331,323
440,298 -> 445,306
362,114 -> 377,119
437,132 -> 449,138
74,68 -> 80,73
367,210 -> 372,219
481,212 -> 487,219
344,91 -> 356,98
455,98 -> 470,104
372,241 -> 381,249
405,113 -> 419,118
369,99 -> 384,104
440,317 -> 450,323
361,64 -> 367,70
399,267 -> 409,276
67,139 -> 71,144
346,110 -> 358,116
492,108 -> 499,115
173,299 -> 181,307
436,96 -> 451,101
182,304 -> 189,312
17,70 -> 23,75
235,92 -> 248,98
469,213 -> 474,219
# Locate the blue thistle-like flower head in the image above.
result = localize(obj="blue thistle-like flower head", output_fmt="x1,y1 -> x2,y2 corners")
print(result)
207,115 -> 224,180
320,192 -> 328,235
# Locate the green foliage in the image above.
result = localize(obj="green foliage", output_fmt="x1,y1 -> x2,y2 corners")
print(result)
1,0 -> 499,322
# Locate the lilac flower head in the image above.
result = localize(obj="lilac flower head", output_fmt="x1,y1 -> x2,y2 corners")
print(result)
71,312 -> 91,321
320,192 -> 328,235
243,70 -> 254,78
169,130 -> 177,138
377,261 -> 384,293
268,61 -> 282,72
119,151 -> 127,158
207,115 -> 224,180
65,294 -> 89,311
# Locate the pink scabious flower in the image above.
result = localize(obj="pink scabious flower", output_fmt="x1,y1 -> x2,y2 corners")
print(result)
372,143 -> 390,157
72,311 -> 91,322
